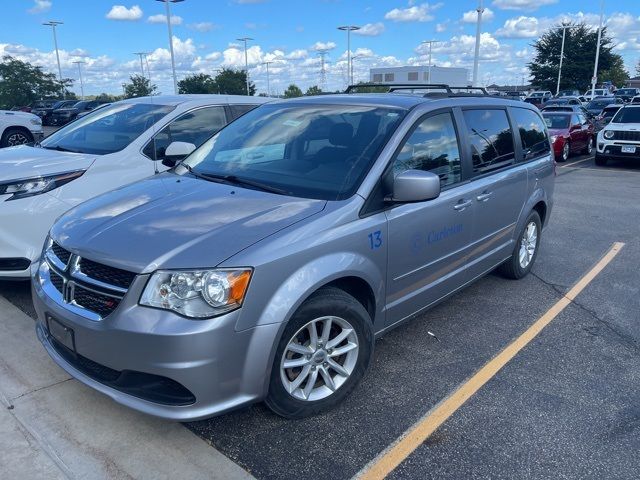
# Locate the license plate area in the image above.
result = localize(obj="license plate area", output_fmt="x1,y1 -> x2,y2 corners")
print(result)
621,145 -> 636,154
47,315 -> 75,353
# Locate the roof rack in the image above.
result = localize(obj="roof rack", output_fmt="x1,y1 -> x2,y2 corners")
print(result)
344,83 -> 490,96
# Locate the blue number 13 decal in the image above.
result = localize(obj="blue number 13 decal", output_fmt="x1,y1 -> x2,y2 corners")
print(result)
368,230 -> 382,250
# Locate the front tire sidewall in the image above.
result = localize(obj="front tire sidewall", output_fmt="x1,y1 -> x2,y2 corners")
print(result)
500,211 -> 542,280
1,128 -> 33,148
266,288 -> 373,419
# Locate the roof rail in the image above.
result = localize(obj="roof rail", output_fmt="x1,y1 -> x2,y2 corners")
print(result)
344,83 -> 490,96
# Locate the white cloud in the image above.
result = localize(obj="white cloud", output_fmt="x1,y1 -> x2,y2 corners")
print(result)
311,41 -> 337,51
495,15 -> 540,38
436,22 -> 447,33
286,49 -> 308,60
354,23 -> 385,37
147,14 -> 183,25
28,0 -> 51,14
188,22 -> 218,32
492,0 -> 557,12
385,2 -> 442,23
70,48 -> 90,58
462,7 -> 494,23
106,5 -> 143,21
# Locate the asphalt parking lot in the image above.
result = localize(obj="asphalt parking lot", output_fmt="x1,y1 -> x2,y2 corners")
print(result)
1,153 -> 638,479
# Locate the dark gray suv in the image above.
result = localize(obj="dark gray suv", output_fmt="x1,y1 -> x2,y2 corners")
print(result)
32,90 -> 555,420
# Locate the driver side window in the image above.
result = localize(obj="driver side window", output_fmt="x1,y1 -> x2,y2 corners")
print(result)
143,106 -> 227,160
392,112 -> 461,188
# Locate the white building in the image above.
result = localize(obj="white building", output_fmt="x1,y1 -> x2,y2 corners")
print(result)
370,66 -> 470,87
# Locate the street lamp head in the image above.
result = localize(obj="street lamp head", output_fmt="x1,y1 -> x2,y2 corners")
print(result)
236,37 -> 254,42
42,21 -> 63,26
155,0 -> 185,3
337,25 -> 360,31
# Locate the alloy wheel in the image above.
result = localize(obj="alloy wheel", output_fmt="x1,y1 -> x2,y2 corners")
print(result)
280,315 -> 359,402
519,221 -> 538,269
562,142 -> 570,161
7,132 -> 29,146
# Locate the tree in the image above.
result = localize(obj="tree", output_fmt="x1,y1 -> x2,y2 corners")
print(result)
178,73 -> 217,94
284,84 -> 303,98
214,68 -> 255,95
528,23 -> 629,91
123,75 -> 157,98
0,55 -> 72,109
635,59 -> 640,77
305,85 -> 323,96
94,93 -> 120,103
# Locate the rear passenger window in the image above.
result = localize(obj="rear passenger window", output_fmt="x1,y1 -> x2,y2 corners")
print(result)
463,109 -> 515,175
392,112 -> 461,188
511,108 -> 550,161
229,104 -> 259,120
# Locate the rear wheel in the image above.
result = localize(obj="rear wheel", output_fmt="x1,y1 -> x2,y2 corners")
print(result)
1,128 -> 33,147
266,287 -> 373,419
582,136 -> 593,155
594,153 -> 608,166
498,211 -> 542,280
559,140 -> 570,162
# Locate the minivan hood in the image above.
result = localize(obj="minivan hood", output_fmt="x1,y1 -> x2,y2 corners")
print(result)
51,173 -> 327,273
0,146 -> 97,182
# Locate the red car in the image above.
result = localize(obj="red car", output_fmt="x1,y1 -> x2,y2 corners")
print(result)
542,111 -> 594,161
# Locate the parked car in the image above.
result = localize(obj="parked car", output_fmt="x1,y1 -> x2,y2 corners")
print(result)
0,110 -> 44,148
540,104 -> 593,120
596,105 -> 640,166
584,97 -> 622,117
584,88 -> 612,99
557,89 -> 580,97
0,94 -> 270,279
631,96 -> 640,105
542,111 -> 594,161
32,92 -> 555,420
32,100 -> 76,125
524,91 -> 553,108
543,97 -> 582,107
504,91 -> 526,100
593,104 -> 622,135
49,100 -> 103,125
77,102 -> 111,120
614,88 -> 640,103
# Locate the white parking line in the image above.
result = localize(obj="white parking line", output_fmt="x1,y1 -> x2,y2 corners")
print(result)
557,156 -> 593,168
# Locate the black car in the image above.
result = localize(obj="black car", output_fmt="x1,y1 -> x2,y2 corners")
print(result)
49,100 -> 102,126
543,97 -> 582,107
593,104 -> 622,134
584,97 -> 623,117
614,88 -> 640,103
31,100 -> 76,125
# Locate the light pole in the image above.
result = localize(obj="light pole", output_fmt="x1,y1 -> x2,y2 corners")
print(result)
133,52 -> 150,78
72,60 -> 86,100
338,25 -> 360,85
262,61 -> 272,96
555,25 -> 574,96
590,0 -> 605,99
472,0 -> 484,86
421,40 -> 439,83
43,21 -> 64,99
155,0 -> 184,94
237,37 -> 254,95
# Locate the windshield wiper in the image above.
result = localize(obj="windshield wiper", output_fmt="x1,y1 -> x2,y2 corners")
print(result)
41,145 -> 82,153
182,165 -> 288,195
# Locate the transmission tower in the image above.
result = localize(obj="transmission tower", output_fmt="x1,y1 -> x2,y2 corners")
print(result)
317,49 -> 329,91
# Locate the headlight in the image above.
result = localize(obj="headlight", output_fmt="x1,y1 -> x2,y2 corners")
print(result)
0,170 -> 85,201
603,130 -> 614,139
30,118 -> 42,126
140,269 -> 252,318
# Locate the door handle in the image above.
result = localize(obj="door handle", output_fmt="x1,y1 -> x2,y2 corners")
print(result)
476,192 -> 492,202
454,199 -> 472,211
533,167 -> 545,175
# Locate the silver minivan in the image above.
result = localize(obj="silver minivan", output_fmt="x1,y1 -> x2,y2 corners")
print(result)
32,92 -> 554,420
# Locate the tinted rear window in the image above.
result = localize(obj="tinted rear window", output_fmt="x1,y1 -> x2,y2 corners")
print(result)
511,108 -> 550,161
463,109 -> 516,175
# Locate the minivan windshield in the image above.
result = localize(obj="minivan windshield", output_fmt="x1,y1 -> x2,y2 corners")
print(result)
181,103 -> 406,200
611,107 -> 640,124
41,102 -> 175,155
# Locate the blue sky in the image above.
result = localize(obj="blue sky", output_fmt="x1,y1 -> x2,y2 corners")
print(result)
2,0 -> 639,95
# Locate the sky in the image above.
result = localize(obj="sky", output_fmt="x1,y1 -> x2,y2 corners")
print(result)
1,0 -> 639,96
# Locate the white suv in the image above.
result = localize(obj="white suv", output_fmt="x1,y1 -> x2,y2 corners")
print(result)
0,110 -> 44,147
596,105 -> 640,166
0,94 -> 270,279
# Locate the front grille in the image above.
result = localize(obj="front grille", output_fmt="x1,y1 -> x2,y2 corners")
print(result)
78,258 -> 136,290
50,270 -> 64,293
51,242 -> 71,266
612,130 -> 640,142
73,285 -> 121,318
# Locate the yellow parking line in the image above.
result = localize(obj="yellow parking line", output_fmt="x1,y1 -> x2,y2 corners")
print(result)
357,242 -> 625,480
558,156 -> 593,168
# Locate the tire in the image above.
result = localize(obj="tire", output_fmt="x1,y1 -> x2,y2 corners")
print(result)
582,136 -> 593,155
594,153 -> 608,166
558,140 -> 570,162
498,211 -> 542,280
265,287 -> 373,419
1,128 -> 33,148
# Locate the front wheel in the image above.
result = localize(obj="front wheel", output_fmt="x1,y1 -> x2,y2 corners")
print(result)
558,140 -> 570,162
1,128 -> 33,147
498,211 -> 542,280
266,287 -> 373,419
582,136 -> 593,155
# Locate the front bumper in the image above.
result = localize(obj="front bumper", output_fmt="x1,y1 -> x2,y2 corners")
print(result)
0,193 -> 69,279
596,141 -> 640,161
32,266 -> 280,420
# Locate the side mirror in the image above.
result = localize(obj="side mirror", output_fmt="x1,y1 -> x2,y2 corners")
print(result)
390,170 -> 441,203
162,141 -> 196,168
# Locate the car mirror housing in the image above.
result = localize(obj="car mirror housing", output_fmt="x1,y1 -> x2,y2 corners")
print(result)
162,141 -> 196,168
390,170 -> 441,203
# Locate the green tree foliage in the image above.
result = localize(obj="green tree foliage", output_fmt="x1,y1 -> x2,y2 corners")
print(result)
178,73 -> 217,94
283,84 -> 303,98
305,85 -> 323,96
528,23 -> 629,91
0,55 -> 73,109
124,75 -> 158,98
214,68 -> 256,95
93,93 -> 120,103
